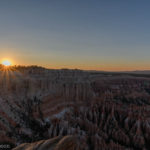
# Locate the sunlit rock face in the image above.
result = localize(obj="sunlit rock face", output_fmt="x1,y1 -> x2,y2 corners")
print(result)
13,136 -> 81,150
0,66 -> 150,149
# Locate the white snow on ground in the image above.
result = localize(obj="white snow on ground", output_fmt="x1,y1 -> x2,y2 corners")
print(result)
52,108 -> 70,118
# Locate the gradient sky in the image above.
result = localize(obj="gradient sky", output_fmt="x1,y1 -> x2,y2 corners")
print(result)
0,0 -> 150,71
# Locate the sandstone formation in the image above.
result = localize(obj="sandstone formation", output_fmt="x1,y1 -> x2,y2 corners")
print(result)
0,66 -> 150,149
13,136 -> 81,150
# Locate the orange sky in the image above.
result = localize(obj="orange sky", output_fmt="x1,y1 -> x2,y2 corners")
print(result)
0,54 -> 150,71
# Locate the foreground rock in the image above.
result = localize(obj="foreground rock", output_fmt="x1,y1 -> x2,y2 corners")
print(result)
13,136 -> 81,150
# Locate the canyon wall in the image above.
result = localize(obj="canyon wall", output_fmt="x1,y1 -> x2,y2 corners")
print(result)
0,67 -> 150,149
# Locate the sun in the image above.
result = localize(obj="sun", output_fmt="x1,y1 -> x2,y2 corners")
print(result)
2,60 -> 12,66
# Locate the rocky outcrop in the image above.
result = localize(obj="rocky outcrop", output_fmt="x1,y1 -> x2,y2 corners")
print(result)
0,68 -> 93,145
1,67 -> 150,149
13,136 -> 81,150
13,98 -> 150,150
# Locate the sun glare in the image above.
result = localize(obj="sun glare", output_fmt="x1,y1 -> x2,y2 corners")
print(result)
2,60 -> 12,66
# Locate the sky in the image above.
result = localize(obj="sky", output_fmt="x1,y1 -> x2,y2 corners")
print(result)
0,0 -> 150,71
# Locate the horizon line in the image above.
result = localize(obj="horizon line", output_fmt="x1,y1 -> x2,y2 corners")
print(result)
1,64 -> 150,73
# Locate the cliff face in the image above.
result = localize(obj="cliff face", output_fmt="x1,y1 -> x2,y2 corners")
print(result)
0,68 -> 93,145
0,67 -> 150,149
